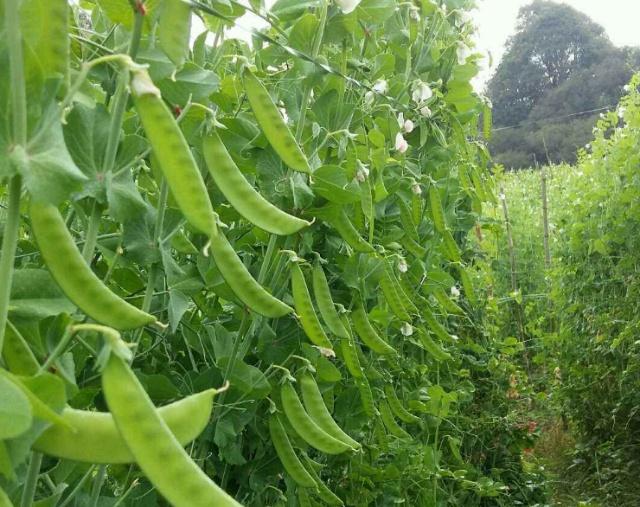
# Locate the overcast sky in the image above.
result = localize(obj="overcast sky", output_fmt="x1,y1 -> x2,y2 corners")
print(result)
201,0 -> 640,92
473,0 -> 640,91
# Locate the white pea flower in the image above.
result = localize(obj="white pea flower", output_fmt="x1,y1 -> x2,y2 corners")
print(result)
411,183 -> 422,195
395,132 -> 409,153
457,42 -> 471,65
412,81 -> 433,104
618,106 -> 626,118
372,79 -> 388,94
624,84 -> 631,92
420,105 -> 432,117
356,162 -> 370,182
404,119 -> 414,133
401,322 -> 414,336
364,90 -> 375,105
397,112 -> 405,128
335,0 -> 361,14
397,258 -> 408,273
409,6 -> 420,21
456,10 -> 473,25
450,285 -> 460,298
314,345 -> 336,358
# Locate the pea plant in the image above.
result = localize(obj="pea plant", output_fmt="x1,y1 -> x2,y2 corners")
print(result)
0,0 -> 543,505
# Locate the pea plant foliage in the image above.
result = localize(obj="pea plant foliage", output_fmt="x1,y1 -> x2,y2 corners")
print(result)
0,0 -> 538,505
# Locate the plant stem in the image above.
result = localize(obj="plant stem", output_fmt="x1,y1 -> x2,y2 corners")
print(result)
58,466 -> 96,507
0,176 -> 22,357
6,0 -> 27,146
295,0 -> 328,141
20,452 -> 43,507
90,465 -> 107,507
82,202 -> 102,263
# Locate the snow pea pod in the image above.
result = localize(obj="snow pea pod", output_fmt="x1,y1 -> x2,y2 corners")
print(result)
351,304 -> 396,356
30,202 -> 156,330
268,415 -> 317,488
102,354 -> 241,507
384,385 -> 420,424
202,131 -> 310,235
311,263 -> 349,339
243,68 -> 311,174
209,229 -> 292,318
291,262 -> 333,349
34,389 -> 217,464
299,373 -> 360,450
0,486 -> 12,507
379,400 -> 411,439
131,69 -> 217,235
280,383 -> 352,455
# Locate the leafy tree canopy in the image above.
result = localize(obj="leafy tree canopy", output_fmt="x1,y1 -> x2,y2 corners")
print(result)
487,0 -> 640,168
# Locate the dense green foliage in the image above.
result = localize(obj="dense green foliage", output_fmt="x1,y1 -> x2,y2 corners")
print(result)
487,0 -> 640,168
0,1 -> 546,506
491,76 -> 640,504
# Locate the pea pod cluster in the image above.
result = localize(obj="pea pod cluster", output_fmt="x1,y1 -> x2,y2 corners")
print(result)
102,352 -> 241,506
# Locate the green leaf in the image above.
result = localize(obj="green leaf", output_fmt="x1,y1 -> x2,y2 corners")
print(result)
289,14 -> 319,54
9,269 -> 76,320
271,0 -> 321,21
158,66 -> 220,106
311,165 -> 360,204
218,358 -> 271,399
0,375 -> 32,440
19,110 -> 87,204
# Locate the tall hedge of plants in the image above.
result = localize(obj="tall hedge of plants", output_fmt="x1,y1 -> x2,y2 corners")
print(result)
0,0 -> 544,505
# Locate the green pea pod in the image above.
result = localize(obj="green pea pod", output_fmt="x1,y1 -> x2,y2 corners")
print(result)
203,131 -> 310,235
379,400 -> 411,439
102,354 -> 241,506
302,456 -> 344,506
243,68 -> 311,173
131,69 -> 217,235
2,322 -> 39,375
34,388 -> 217,463
411,191 -> 423,226
298,487 -> 313,507
268,415 -> 317,488
291,262 -> 333,349
432,288 -> 464,315
338,335 -> 364,379
326,206 -> 375,253
397,199 -> 419,242
30,202 -> 156,330
442,229 -> 461,263
385,264 -> 419,315
400,234 -> 427,259
0,486 -> 12,507
210,229 -> 292,318
311,263 -> 349,339
384,385 -> 420,424
417,330 -> 452,362
429,184 -> 446,233
299,373 -> 360,450
351,304 -> 396,356
379,271 -> 411,322
457,264 -> 478,306
422,306 -> 452,343
280,383 -> 352,455
356,376 -> 375,418
470,167 -> 488,202
158,0 -> 191,68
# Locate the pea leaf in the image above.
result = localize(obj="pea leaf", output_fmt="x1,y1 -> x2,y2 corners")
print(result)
0,376 -> 32,440
311,165 -> 361,204
19,110 -> 86,204
9,269 -> 76,320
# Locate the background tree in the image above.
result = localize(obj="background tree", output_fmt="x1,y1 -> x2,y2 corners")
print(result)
487,0 -> 640,168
